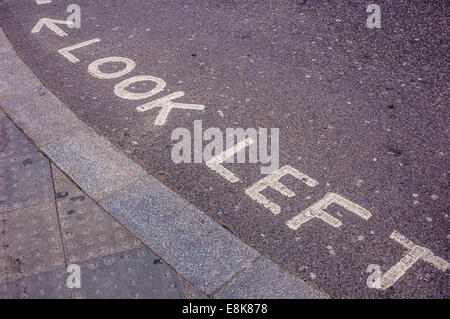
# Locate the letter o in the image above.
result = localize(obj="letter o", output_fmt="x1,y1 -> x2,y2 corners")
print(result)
88,57 -> 136,79
114,75 -> 166,100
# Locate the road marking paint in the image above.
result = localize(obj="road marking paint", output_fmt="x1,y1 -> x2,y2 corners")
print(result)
58,38 -> 101,63
36,0 -> 52,4
245,165 -> 318,215
88,57 -> 136,79
31,18 -> 73,37
136,91 -> 205,125
205,138 -> 254,183
37,22 -> 446,291
114,75 -> 166,100
224,128 -> 258,165
286,192 -> 372,229
378,231 -> 449,290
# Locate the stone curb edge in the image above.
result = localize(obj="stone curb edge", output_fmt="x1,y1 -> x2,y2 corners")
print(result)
0,26 -> 327,299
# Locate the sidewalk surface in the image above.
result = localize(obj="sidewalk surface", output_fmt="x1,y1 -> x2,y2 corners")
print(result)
0,25 -> 326,299
0,110 -> 205,299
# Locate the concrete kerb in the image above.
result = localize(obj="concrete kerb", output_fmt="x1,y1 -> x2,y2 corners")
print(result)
0,26 -> 327,298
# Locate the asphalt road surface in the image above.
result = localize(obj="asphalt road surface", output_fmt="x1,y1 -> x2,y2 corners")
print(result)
0,0 -> 448,298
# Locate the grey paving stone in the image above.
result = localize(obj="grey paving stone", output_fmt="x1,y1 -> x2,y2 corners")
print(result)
73,248 -> 185,299
52,164 -> 142,263
0,86 -> 86,146
0,202 -> 65,283
42,128 -> 147,200
99,175 -> 259,294
0,267 -> 71,299
179,276 -> 208,299
52,163 -> 83,199
0,57 -> 41,96
214,257 -> 327,299
0,152 -> 54,212
0,111 -> 37,158
0,27 -> 16,59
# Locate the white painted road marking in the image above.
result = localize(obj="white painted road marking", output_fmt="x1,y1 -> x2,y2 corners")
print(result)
114,75 -> 166,100
88,57 -> 136,79
378,231 -> 449,290
31,13 -> 447,292
136,91 -> 205,125
58,38 -> 101,63
245,165 -> 318,215
205,137 -> 255,183
286,192 -> 372,229
31,18 -> 73,37
36,0 -> 52,4
59,39 -> 204,125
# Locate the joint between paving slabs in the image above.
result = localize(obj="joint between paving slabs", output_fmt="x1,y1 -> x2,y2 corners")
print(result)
210,252 -> 331,298
209,254 -> 261,297
2,28 -> 253,299
1,106 -> 309,299
2,95 -> 301,298
48,162 -> 74,298
0,108 -> 207,296
48,161 -> 209,298
92,172 -> 150,202
0,91 -> 25,103
3,117 -> 260,298
38,125 -> 90,148
0,55 -> 17,62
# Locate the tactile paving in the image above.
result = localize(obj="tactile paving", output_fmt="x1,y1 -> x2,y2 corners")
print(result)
179,276 -> 208,299
0,152 -> 54,212
0,202 -> 65,282
0,111 -> 37,159
73,248 -> 185,299
52,164 -> 142,263
0,267 -> 70,299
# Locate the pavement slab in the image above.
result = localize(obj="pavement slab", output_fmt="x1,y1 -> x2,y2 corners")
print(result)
0,110 -> 37,159
0,202 -> 65,282
0,86 -> 86,146
0,267 -> 71,299
0,111 -> 193,299
99,175 -> 260,295
72,248 -> 185,299
42,127 -> 147,200
0,152 -> 54,212
179,276 -> 208,299
52,164 -> 143,264
0,26 -> 15,59
0,57 -> 41,96
214,257 -> 327,299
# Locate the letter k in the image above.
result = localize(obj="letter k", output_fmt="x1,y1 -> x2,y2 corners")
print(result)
136,91 -> 204,126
